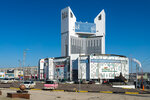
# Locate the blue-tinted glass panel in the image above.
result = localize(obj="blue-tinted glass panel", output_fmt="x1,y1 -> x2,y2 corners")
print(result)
75,22 -> 96,33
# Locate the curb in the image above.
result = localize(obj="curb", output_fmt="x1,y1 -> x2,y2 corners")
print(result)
78,91 -> 88,93
125,92 -> 139,94
10,87 -> 20,90
9,87 -> 148,94
52,90 -> 64,92
100,91 -> 113,93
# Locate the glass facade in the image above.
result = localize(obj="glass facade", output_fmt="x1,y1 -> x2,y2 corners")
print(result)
70,36 -> 102,55
75,22 -> 96,33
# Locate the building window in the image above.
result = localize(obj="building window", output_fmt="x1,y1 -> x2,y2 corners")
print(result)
62,12 -> 68,19
65,12 -> 68,18
98,15 -> 101,20
87,41 -> 88,47
70,12 -> 73,18
62,13 -> 64,19
71,38 -> 73,45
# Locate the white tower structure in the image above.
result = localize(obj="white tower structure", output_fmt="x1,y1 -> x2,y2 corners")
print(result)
61,7 -> 106,80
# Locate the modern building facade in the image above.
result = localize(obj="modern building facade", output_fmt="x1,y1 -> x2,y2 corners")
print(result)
38,7 -> 129,82
61,7 -> 105,79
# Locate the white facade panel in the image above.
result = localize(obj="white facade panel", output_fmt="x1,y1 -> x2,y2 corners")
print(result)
39,59 -> 44,69
39,59 -> 45,80
78,56 -> 88,80
49,58 -> 54,80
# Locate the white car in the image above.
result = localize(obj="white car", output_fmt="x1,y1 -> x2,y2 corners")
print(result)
0,78 -> 13,84
95,81 -> 100,84
21,81 -> 36,89
65,81 -> 74,84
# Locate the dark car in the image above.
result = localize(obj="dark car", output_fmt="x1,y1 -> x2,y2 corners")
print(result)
88,80 -> 95,84
145,81 -> 150,89
136,80 -> 150,89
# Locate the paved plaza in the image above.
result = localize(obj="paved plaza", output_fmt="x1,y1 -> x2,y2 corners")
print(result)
0,88 -> 150,100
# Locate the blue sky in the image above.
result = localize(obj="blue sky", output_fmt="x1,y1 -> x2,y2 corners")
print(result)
0,0 -> 150,72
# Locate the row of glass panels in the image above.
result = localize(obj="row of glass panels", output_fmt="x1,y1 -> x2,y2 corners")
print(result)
75,22 -> 96,33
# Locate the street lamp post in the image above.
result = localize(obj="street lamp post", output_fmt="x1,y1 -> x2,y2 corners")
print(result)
18,60 -> 22,80
136,64 -> 138,88
23,49 -> 30,81
132,58 -> 142,89
141,68 -> 144,90
78,57 -> 81,93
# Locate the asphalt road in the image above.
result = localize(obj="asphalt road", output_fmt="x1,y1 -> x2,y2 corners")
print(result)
0,82 -> 149,94
0,88 -> 150,100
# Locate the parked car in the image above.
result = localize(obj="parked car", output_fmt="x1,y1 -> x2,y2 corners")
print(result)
0,78 -> 13,84
21,81 -> 36,89
74,80 -> 79,84
95,81 -> 100,84
9,78 -> 18,83
145,81 -> 150,89
43,80 -> 58,90
88,80 -> 95,84
65,81 -> 74,84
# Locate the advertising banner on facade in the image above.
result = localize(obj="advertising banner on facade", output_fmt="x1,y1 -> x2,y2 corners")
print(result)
5,73 -> 14,78
54,67 -> 65,80
90,56 -> 129,79
56,65 -> 64,67
0,72 -> 5,78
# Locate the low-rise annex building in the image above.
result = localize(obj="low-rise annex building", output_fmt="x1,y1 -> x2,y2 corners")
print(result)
39,54 -> 129,82
0,66 -> 38,80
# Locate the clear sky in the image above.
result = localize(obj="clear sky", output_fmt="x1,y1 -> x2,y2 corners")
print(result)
0,0 -> 150,72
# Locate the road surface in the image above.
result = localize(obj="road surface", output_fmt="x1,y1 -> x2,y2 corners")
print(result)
0,88 -> 150,100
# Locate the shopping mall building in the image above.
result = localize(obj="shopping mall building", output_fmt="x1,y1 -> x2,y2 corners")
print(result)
38,7 -> 129,81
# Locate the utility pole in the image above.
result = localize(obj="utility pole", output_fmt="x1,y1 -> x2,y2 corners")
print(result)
23,50 -> 26,81
132,58 -> 142,88
78,56 -> 81,93
18,60 -> 22,80
131,57 -> 132,75
141,68 -> 144,90
136,64 -> 138,88
78,47 -> 82,93
130,56 -> 132,81
23,49 -> 29,81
